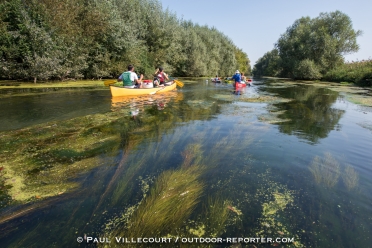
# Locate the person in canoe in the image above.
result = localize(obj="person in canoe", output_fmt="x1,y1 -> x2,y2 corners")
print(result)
232,70 -> 244,94
232,70 -> 241,87
153,67 -> 169,87
240,72 -> 246,82
213,75 -> 221,83
118,64 -> 143,88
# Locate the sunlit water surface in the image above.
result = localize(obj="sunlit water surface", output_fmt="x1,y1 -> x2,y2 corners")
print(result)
0,79 -> 371,247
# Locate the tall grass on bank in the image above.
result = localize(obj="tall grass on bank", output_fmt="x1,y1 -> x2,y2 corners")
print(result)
323,59 -> 372,86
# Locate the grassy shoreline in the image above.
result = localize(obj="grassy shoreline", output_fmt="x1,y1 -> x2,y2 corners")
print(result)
0,77 -> 196,89
0,80 -> 108,88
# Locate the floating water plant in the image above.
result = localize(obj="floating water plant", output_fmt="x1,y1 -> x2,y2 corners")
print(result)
211,94 -> 292,104
254,172 -> 304,247
262,192 -> 293,216
344,94 -> 372,106
323,85 -> 372,106
358,122 -> 372,133
258,110 -> 291,124
189,224 -> 205,237
254,178 -> 304,248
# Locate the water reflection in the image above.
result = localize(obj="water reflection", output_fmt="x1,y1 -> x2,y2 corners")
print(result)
0,90 -> 111,131
261,84 -> 345,143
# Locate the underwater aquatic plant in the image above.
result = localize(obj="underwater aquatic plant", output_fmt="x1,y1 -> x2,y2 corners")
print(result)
309,156 -> 322,184
309,152 -> 340,188
342,164 -> 359,190
202,197 -> 230,237
181,144 -> 203,168
104,165 -> 205,241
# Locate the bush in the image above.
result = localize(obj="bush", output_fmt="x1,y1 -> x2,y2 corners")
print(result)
323,59 -> 372,86
293,59 -> 322,80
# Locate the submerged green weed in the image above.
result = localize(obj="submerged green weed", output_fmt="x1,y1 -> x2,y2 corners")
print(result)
309,153 -> 340,188
201,197 -> 230,237
342,164 -> 359,190
309,152 -> 360,190
105,165 -> 205,239
181,143 -> 203,168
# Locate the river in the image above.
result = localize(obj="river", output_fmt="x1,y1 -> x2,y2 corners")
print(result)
0,78 -> 371,247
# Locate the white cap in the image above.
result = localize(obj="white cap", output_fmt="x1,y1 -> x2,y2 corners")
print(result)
235,70 -> 240,74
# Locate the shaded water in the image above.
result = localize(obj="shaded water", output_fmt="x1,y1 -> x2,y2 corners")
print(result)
0,79 -> 371,247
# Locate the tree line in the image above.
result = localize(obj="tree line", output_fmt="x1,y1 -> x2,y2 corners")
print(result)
252,11 -> 371,86
0,0 -> 251,82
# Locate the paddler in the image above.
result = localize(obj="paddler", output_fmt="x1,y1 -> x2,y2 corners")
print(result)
118,64 -> 143,88
232,70 -> 243,94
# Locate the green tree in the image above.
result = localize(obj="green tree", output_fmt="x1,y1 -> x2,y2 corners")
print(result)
0,0 -> 249,80
293,59 -> 322,80
275,11 -> 361,79
252,49 -> 281,77
0,0 -> 62,82
235,48 -> 251,75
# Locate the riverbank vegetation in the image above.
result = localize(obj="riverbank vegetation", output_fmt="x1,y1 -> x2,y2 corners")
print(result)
0,0 -> 250,82
323,59 -> 372,86
252,11 -> 371,86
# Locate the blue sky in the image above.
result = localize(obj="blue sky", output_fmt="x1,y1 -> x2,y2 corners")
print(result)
160,0 -> 371,66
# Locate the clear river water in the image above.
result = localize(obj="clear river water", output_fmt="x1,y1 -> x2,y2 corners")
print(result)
0,78 -> 371,247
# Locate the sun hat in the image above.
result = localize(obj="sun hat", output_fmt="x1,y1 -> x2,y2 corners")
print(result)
235,70 -> 240,74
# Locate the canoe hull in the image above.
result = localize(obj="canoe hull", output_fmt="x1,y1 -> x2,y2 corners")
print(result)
235,82 -> 247,90
110,82 -> 177,97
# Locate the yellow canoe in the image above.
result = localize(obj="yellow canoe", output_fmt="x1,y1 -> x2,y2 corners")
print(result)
110,82 -> 177,97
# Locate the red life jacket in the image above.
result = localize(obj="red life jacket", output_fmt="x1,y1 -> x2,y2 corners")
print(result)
157,72 -> 165,83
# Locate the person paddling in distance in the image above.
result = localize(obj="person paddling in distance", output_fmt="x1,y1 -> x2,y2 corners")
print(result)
240,72 -> 246,82
232,70 -> 241,88
232,70 -> 242,94
153,67 -> 169,87
118,64 -> 143,88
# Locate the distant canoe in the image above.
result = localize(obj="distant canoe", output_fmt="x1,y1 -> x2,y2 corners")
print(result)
110,81 -> 177,97
235,82 -> 247,90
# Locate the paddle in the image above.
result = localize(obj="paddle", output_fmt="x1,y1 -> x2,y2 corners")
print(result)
169,76 -> 184,88
174,79 -> 184,88
103,79 -> 117,86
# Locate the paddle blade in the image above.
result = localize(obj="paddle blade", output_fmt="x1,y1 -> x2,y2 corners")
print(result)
174,80 -> 184,88
104,79 -> 117,86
